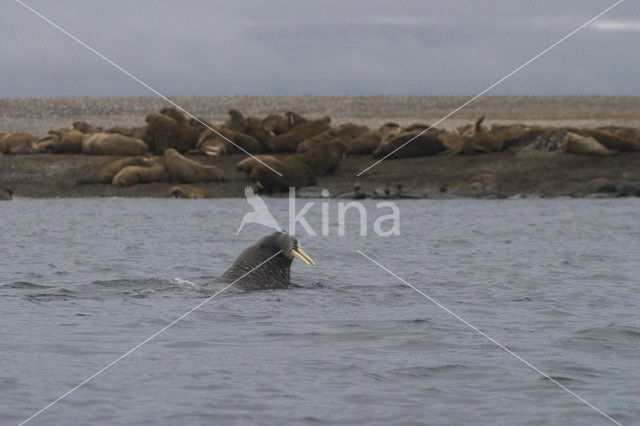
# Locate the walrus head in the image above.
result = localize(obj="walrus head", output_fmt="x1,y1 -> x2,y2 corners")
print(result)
220,232 -> 315,291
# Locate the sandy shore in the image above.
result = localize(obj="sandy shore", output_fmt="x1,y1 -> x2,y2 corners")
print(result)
1,96 -> 639,198
2,95 -> 639,135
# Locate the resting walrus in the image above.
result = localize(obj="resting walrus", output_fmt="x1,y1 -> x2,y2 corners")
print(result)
218,232 -> 315,291
164,148 -> 225,183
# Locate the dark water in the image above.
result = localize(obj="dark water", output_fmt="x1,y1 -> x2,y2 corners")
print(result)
1,198 -> 638,425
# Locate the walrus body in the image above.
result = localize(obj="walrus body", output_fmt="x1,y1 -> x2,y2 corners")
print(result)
281,155 -> 316,188
106,125 -> 135,136
266,117 -> 331,152
82,133 -> 148,156
245,117 -> 274,145
373,129 -> 446,159
296,140 -> 346,176
197,126 -> 262,156
0,133 -> 37,155
218,232 -> 314,291
188,117 -> 216,137
76,156 -> 153,185
224,109 -> 248,133
248,155 -> 315,192
72,121 -> 102,134
564,132 -> 616,156
236,155 -> 279,176
37,130 -> 84,154
145,109 -> 197,154
441,122 -> 540,155
237,155 -> 314,192
576,128 -> 640,152
55,130 -> 85,154
344,123 -> 401,155
531,130 -> 617,156
296,123 -> 368,154
164,148 -> 225,183
262,114 -> 293,135
170,185 -> 206,199
112,164 -> 170,187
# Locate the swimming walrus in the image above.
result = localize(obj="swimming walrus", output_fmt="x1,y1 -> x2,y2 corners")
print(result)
219,232 -> 315,291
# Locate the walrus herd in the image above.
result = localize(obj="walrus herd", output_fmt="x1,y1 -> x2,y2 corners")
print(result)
1,108 -> 640,198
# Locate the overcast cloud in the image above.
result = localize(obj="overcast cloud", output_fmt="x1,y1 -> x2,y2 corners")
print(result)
1,0 -> 638,97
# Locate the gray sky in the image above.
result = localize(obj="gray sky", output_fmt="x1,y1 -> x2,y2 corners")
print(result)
2,0 -> 639,97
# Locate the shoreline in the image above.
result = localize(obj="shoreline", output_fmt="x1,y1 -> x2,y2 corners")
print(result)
2,151 -> 639,199
1,96 -> 639,199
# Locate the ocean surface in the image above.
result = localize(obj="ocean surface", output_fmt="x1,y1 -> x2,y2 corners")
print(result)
1,198 -> 638,425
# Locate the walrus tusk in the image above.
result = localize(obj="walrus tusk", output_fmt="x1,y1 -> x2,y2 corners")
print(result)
292,248 -> 315,266
296,248 -> 315,265
291,250 -> 310,265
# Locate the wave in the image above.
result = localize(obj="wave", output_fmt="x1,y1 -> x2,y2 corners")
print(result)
3,275 -> 317,303
0,281 -> 54,289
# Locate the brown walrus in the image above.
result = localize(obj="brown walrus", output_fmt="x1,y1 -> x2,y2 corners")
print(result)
236,155 -> 279,176
530,130 -> 617,156
37,130 -> 84,154
196,126 -> 262,156
112,163 -> 170,187
261,114 -> 292,135
188,116 -> 216,136
249,156 -> 315,193
285,111 -> 307,127
266,117 -> 331,152
576,128 -> 640,152
245,117 -> 274,145
224,109 -> 248,133
441,119 -> 541,155
237,155 -> 315,192
76,156 -> 154,185
0,133 -> 37,155
295,123 -> 369,154
170,185 -> 207,199
106,125 -> 135,136
343,123 -> 401,155
164,148 -> 225,183
71,121 -> 103,134
564,132 -> 616,156
279,155 -> 316,188
373,128 -> 446,159
145,108 -> 197,154
296,140 -> 347,176
82,133 -> 148,156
